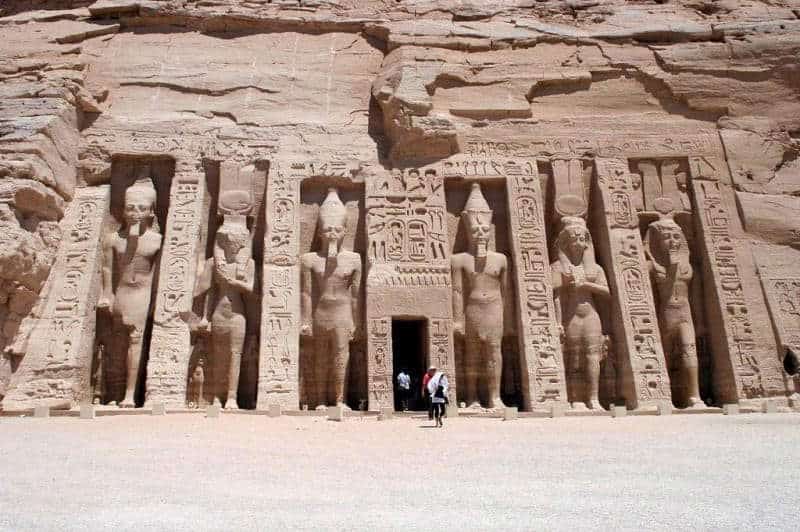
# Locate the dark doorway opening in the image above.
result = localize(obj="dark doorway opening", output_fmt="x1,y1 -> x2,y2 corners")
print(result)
391,318 -> 428,411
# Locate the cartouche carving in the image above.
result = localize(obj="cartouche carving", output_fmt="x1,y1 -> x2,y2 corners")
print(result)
451,183 -> 512,410
551,216 -> 609,410
300,188 -> 362,408
98,173 -> 162,408
645,217 -> 702,407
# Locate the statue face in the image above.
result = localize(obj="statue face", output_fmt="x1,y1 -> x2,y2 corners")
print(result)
123,192 -> 154,226
467,215 -> 490,246
218,229 -> 249,262
320,221 -> 345,244
565,227 -> 589,257
657,225 -> 684,254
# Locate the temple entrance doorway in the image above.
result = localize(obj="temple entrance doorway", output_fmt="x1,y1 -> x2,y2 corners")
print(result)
391,318 -> 428,411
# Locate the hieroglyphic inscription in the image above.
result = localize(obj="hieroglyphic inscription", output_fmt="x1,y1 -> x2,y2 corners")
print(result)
368,317 -> 392,408
1,186 -> 110,409
505,159 -> 567,408
258,163 -> 301,409
763,278 -> 800,358
692,180 -> 764,399
147,172 -> 206,407
595,158 -> 671,407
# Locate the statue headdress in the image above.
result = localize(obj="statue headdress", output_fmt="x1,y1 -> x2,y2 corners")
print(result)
556,216 -> 596,268
462,183 -> 492,225
124,166 -> 159,232
319,187 -> 347,228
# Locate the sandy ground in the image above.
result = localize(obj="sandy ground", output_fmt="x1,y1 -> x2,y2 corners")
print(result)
1,412 -> 799,531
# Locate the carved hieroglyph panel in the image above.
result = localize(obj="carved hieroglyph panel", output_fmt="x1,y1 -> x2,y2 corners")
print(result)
762,277 -> 800,359
366,167 -> 455,410
692,179 -> 770,401
595,158 -> 671,408
258,163 -> 300,409
2,186 -> 110,410
505,159 -> 568,409
147,171 -> 206,407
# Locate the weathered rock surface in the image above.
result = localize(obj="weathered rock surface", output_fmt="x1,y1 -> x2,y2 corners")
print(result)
0,0 -> 799,411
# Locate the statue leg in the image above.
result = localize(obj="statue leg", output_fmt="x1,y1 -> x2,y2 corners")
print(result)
679,322 -> 701,407
485,336 -> 504,409
313,331 -> 329,408
584,338 -> 603,410
120,326 -> 143,408
564,340 -> 581,407
329,327 -> 350,408
463,330 -> 480,408
226,316 -> 246,409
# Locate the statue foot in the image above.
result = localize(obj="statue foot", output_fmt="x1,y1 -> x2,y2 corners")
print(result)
315,405 -> 328,411
686,397 -> 705,409
336,402 -> 351,411
587,400 -> 603,410
466,401 -> 482,410
487,397 -> 505,411
570,402 -> 589,411
119,398 -> 135,408
213,398 -> 222,407
224,396 -> 238,409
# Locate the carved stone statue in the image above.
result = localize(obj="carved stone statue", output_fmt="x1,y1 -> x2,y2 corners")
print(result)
451,183 -> 512,410
301,188 -> 362,409
194,215 -> 255,409
98,175 -> 162,408
645,217 -> 702,407
551,216 -> 609,410
188,358 -> 205,408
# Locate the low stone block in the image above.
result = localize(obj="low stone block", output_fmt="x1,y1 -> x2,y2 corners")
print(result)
151,403 -> 166,416
722,403 -> 739,416
446,404 -> 457,418
762,400 -> 777,414
503,407 -> 518,421
206,405 -> 221,418
549,404 -> 566,418
268,404 -> 281,418
657,402 -> 673,416
33,406 -> 50,418
611,406 -> 627,418
328,405 -> 344,422
79,405 -> 95,420
378,407 -> 393,421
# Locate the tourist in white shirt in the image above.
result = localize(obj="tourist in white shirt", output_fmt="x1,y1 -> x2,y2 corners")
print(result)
427,371 -> 449,427
396,370 -> 411,411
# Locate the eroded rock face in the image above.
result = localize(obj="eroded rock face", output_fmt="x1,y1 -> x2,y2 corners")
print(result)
1,0 -> 799,411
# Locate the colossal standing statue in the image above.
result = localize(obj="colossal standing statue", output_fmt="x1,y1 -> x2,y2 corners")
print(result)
194,216 -> 254,409
98,175 -> 162,407
551,216 -> 609,410
645,217 -> 702,407
300,188 -> 362,409
451,183 -> 512,410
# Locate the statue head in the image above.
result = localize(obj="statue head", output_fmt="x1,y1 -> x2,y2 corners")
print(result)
318,188 -> 347,258
556,216 -> 594,267
646,217 -> 687,266
124,174 -> 157,232
462,183 -> 492,258
215,216 -> 251,264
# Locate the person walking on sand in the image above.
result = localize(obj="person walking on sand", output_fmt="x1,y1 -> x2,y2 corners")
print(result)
428,370 -> 449,428
422,366 -> 436,420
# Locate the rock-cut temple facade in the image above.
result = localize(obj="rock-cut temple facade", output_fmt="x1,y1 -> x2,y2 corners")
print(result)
2,0 -> 800,414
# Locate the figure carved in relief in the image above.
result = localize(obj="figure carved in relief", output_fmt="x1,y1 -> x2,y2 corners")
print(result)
551,217 -> 609,410
188,358 -> 205,408
645,217 -> 702,407
451,184 -> 512,410
194,216 -> 255,409
98,174 -> 162,408
300,188 -> 362,408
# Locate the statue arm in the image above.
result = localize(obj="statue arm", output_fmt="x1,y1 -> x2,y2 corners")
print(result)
451,259 -> 464,335
584,265 -> 610,297
98,235 -> 114,308
232,259 -> 255,293
194,257 -> 213,297
501,256 -> 516,336
351,259 -> 362,337
300,257 -> 312,335
551,265 -> 563,332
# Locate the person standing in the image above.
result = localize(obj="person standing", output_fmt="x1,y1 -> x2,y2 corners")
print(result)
427,370 -> 449,428
396,369 -> 411,411
422,366 -> 436,420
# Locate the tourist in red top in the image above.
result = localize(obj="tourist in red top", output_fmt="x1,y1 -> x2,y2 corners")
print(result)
422,366 -> 436,420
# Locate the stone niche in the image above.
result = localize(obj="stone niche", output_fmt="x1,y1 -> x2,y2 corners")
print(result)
298,178 -> 365,410
445,178 -> 521,409
185,161 -> 267,410
92,156 -> 174,407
